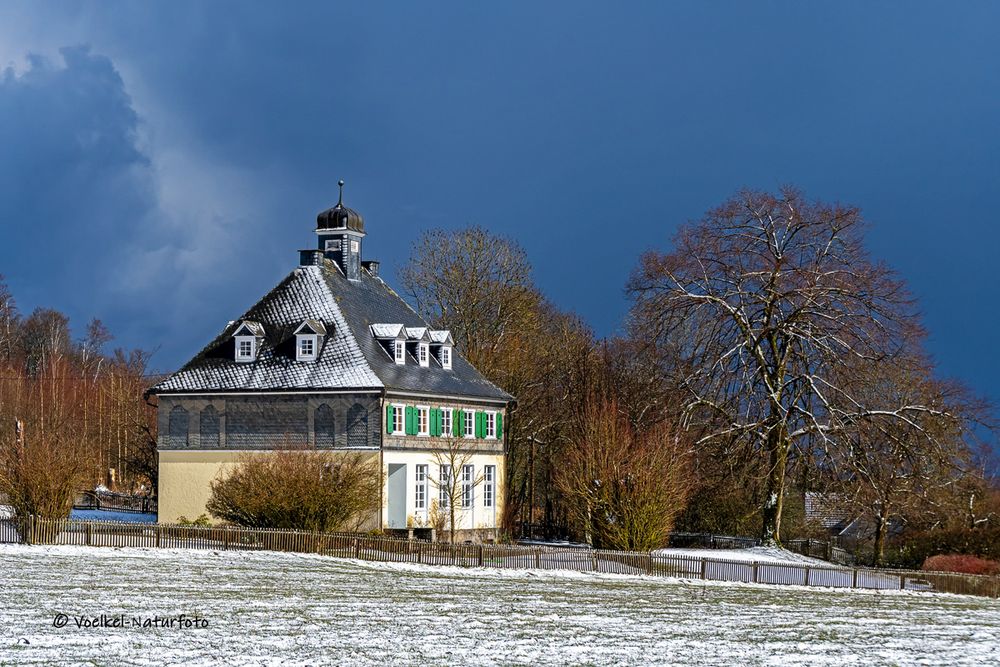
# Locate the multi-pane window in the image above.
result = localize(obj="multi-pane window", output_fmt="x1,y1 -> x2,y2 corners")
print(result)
441,408 -> 452,436
485,412 -> 496,439
236,338 -> 254,361
461,465 -> 474,508
417,406 -> 429,436
299,337 -> 314,357
441,346 -> 451,369
394,340 -> 405,365
484,465 -> 495,508
439,465 -> 452,508
392,404 -> 405,435
419,343 -> 429,366
463,410 -> 475,438
415,464 -> 428,510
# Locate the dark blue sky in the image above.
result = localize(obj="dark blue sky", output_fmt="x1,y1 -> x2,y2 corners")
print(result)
1,2 -> 998,416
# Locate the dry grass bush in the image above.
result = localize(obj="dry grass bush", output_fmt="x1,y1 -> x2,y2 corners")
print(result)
206,448 -> 381,532
922,554 -> 1000,576
556,395 -> 692,551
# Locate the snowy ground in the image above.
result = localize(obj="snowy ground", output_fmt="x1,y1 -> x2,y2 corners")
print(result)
1,544 -> 998,666
654,545 -> 830,565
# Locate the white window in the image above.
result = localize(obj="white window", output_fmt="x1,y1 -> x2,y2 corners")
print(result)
415,464 -> 428,510
394,340 -> 405,365
441,408 -> 452,437
439,465 -> 451,508
485,411 -> 497,439
417,406 -> 429,436
463,410 -> 475,438
440,346 -> 452,370
484,465 -> 495,508
235,336 -> 256,362
297,335 -> 317,361
461,465 -> 474,508
418,342 -> 429,367
391,404 -> 405,436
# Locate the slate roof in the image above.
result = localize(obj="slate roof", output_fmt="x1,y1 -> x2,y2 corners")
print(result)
151,259 -> 511,402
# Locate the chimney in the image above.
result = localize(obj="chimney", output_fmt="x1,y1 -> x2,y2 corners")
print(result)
362,260 -> 380,277
299,249 -> 323,267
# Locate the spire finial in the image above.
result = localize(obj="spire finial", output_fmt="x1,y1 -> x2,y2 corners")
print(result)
337,179 -> 345,206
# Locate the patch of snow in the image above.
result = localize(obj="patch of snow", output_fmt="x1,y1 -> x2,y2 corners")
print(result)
0,544 -> 997,666
653,545 -> 830,566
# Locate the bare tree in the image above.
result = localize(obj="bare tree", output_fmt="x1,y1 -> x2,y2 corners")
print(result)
400,226 -> 594,537
428,437 -> 484,544
0,276 -> 18,363
628,188 -> 936,544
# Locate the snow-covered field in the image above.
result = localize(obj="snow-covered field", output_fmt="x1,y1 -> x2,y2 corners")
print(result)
1,544 -> 998,666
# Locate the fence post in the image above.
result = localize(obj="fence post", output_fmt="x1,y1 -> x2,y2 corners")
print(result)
224,526 -> 231,551
646,553 -> 653,575
417,542 -> 423,564
752,561 -> 758,583
700,558 -> 707,580
804,566 -> 810,586
478,545 -> 484,567
155,525 -> 161,548
353,538 -> 360,559
27,515 -> 35,545
86,523 -> 92,547
535,549 -> 541,569
900,573 -> 906,590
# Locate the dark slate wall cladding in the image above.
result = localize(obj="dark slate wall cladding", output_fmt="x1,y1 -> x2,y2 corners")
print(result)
157,393 -> 382,451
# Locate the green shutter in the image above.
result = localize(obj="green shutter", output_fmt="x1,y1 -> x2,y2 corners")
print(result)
497,412 -> 503,439
405,406 -> 414,435
386,405 -> 394,434
431,408 -> 440,437
475,411 -> 483,438
453,409 -> 462,437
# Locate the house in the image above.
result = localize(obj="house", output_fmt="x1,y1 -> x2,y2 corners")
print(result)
148,183 -> 513,540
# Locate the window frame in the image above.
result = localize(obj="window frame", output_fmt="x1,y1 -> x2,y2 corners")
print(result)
484,465 -> 495,508
440,407 -> 452,437
439,464 -> 451,508
461,464 -> 474,508
235,336 -> 256,362
391,404 -> 405,436
485,411 -> 497,440
393,340 -> 405,365
441,345 -> 452,370
463,410 -> 475,439
418,342 -> 429,367
296,334 -> 317,361
417,405 -> 430,437
415,464 -> 428,511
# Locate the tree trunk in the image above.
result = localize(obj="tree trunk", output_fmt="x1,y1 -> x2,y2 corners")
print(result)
873,504 -> 889,567
760,425 -> 789,545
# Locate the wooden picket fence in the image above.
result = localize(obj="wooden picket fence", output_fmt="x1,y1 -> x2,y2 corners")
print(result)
2,516 -> 998,599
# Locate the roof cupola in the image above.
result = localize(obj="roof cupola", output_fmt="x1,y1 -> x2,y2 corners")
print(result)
316,180 -> 365,281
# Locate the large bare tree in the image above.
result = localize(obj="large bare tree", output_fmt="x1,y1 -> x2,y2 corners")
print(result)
628,188 -> 934,544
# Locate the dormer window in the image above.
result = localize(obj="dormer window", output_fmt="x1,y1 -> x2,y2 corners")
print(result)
394,340 -> 405,365
418,342 -> 429,367
235,337 -> 256,362
293,320 -> 326,363
440,345 -> 452,370
232,320 -> 264,363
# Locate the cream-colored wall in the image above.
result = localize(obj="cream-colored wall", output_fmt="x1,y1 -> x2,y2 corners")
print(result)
158,450 -> 383,526
382,450 -> 504,531
158,450 -> 245,524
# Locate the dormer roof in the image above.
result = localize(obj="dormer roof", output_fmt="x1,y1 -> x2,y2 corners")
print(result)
371,323 -> 405,339
232,320 -> 265,337
294,319 -> 327,336
428,330 -> 454,345
405,327 -> 430,342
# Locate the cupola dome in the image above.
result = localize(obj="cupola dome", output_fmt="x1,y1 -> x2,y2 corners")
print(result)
316,180 -> 364,232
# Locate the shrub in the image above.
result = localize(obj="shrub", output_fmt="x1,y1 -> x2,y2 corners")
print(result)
206,448 -> 381,532
922,554 -> 1000,576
